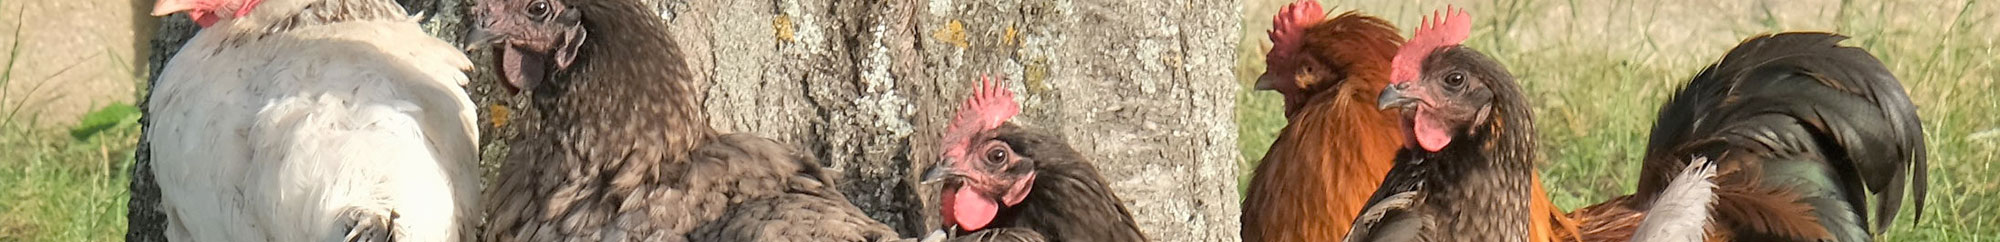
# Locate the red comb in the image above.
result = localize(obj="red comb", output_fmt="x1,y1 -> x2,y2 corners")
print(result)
941,75 -> 1021,158
1390,6 -> 1472,84
1266,0 -> 1326,64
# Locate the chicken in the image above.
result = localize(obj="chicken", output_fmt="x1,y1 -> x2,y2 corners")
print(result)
1241,3 -> 1404,241
1344,7 -> 1540,242
920,76 -> 1147,242
1565,32 -> 1928,242
145,0 -> 480,240
1242,2 -> 1576,241
466,0 -> 905,241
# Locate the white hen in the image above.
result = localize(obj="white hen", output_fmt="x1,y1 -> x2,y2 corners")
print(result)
146,0 -> 479,241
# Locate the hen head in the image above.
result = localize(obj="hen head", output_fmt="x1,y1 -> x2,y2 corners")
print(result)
1376,7 -> 1507,152
1258,1 -> 1405,115
923,75 -> 1033,232
1255,0 -> 1327,106
467,0 -> 587,93
151,0 -> 264,27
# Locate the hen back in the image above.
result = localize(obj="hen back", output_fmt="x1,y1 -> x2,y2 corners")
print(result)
477,0 -> 901,241
147,0 -> 481,241
1568,32 -> 1927,242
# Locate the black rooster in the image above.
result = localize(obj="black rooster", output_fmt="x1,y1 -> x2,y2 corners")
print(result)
1568,32 -> 1928,242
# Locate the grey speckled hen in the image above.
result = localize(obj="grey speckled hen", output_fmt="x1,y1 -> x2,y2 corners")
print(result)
1345,8 -> 1536,242
467,0 -> 905,241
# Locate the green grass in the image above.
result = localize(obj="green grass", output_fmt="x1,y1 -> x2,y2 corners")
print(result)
1235,0 -> 1997,240
0,4 -> 141,239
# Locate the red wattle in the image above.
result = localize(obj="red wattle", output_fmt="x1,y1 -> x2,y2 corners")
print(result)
1414,113 -> 1453,152
946,187 -> 999,231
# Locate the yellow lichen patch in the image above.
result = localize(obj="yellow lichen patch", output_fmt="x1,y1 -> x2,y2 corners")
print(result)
489,104 -> 512,128
934,20 -> 969,49
1023,59 -> 1051,94
1003,26 -> 1019,46
774,15 -> 796,43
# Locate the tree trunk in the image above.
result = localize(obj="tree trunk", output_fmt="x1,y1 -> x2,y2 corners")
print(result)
131,0 -> 1241,241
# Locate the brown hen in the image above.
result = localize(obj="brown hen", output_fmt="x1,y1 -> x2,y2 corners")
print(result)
923,76 -> 1146,242
467,0 -> 906,241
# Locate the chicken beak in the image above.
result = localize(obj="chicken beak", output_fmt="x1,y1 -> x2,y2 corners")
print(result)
1253,72 -> 1284,91
462,27 -> 505,52
921,161 -> 961,184
1377,82 -> 1420,110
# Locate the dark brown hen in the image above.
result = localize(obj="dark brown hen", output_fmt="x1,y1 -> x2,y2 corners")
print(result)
467,0 -> 904,241
1346,7 -> 1539,242
1567,32 -> 1928,242
923,76 -> 1147,242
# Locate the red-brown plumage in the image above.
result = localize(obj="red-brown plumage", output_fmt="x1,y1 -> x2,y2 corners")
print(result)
1243,3 -> 1576,242
1241,3 -> 1406,241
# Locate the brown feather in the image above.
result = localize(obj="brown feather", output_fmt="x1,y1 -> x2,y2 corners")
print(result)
1712,185 -> 1833,240
1531,175 -> 1584,242
1566,195 -> 1644,242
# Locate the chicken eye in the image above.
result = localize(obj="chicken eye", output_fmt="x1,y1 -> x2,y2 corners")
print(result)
985,148 -> 1009,164
1443,72 -> 1466,89
526,1 -> 552,19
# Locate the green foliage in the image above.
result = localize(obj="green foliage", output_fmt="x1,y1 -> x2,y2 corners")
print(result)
68,103 -> 140,143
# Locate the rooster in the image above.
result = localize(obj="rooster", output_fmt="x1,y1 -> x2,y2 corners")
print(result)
145,0 -> 481,240
1345,7 -> 1540,242
920,75 -> 1147,242
466,0 -> 909,241
1566,32 -> 1928,242
1243,2 -> 1575,241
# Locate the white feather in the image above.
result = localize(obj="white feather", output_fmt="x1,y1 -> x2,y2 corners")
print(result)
1631,157 -> 1719,242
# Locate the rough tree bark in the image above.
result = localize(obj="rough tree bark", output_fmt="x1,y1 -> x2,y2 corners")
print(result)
131,0 -> 1241,241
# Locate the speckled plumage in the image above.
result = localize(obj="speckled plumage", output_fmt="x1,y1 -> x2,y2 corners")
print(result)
938,124 -> 1148,242
1346,46 -> 1536,242
473,0 -> 903,241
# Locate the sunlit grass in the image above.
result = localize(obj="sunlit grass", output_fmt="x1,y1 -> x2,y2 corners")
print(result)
1235,0 -> 1997,240
1,3 -> 141,239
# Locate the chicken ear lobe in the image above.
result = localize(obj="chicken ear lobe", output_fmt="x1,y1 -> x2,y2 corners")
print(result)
553,12 -> 587,70
1001,171 -> 1035,206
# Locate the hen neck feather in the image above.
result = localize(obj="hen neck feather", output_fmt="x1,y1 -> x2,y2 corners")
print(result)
1262,87 -> 1403,196
532,0 -> 713,162
221,0 -> 409,42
